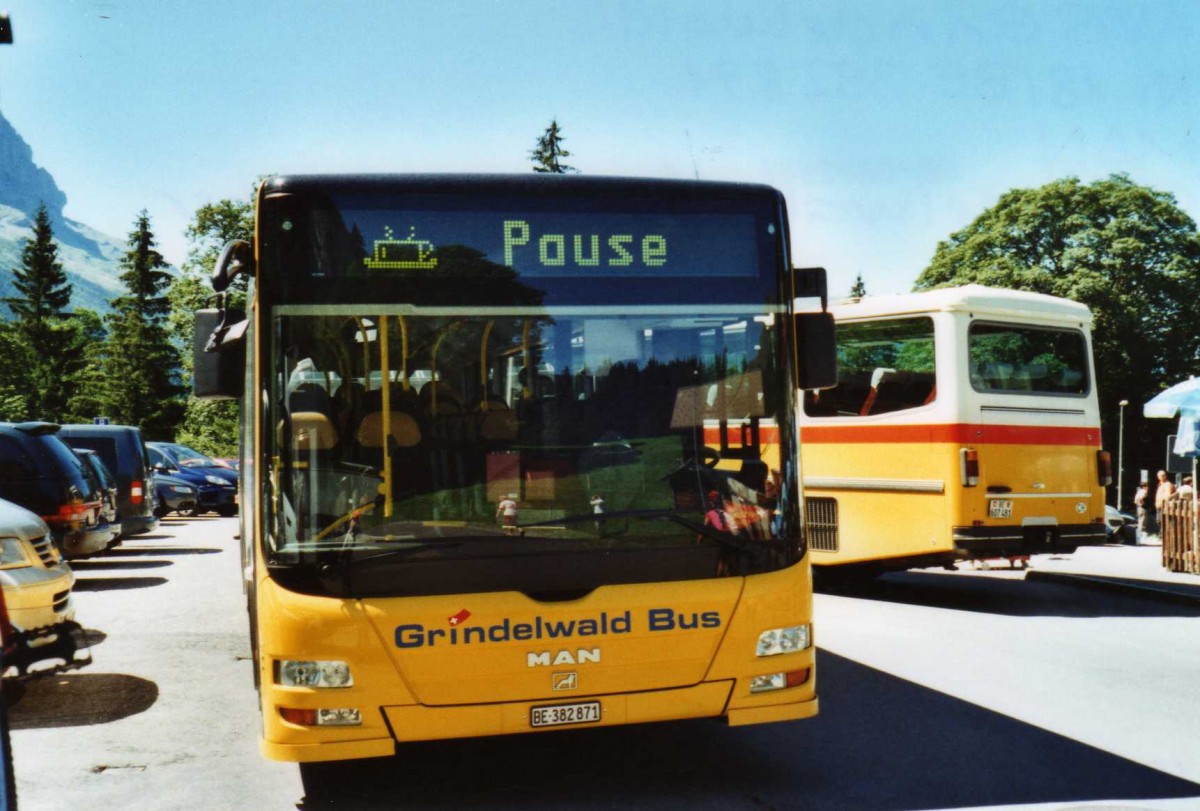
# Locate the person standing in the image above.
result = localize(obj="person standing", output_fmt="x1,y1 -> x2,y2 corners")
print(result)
1154,470 -> 1176,537
1133,481 -> 1150,541
590,494 -> 606,536
497,494 -> 519,536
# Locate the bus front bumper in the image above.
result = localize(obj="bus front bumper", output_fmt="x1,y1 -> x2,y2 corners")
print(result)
261,678 -> 818,763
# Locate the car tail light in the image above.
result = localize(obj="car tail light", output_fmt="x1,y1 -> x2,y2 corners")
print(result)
131,480 -> 144,505
43,499 -> 90,526
1097,451 -> 1112,487
960,448 -> 979,487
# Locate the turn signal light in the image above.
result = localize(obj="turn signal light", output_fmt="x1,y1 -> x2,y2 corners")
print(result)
749,668 -> 811,693
279,707 -> 362,726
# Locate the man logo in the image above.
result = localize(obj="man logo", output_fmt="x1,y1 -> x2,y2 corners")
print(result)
553,673 -> 578,691
527,648 -> 601,667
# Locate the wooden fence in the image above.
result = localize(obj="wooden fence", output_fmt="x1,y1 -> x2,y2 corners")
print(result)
1160,498 -> 1199,575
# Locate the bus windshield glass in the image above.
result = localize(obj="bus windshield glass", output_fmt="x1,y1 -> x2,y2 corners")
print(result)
256,181 -> 800,598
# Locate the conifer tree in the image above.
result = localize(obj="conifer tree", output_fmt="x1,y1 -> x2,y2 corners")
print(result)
101,211 -> 185,438
530,119 -> 576,173
2,204 -> 75,419
849,273 -> 868,298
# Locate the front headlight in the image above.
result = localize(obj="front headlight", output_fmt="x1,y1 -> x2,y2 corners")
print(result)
0,537 -> 32,569
204,475 -> 227,486
756,624 -> 811,657
275,659 -> 353,688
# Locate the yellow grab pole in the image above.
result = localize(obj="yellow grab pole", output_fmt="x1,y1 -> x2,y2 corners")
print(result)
380,316 -> 393,518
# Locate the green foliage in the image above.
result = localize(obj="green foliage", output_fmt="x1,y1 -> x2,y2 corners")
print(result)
530,119 -> 576,174
915,174 -> 1200,480
173,396 -> 239,457
171,195 -> 254,451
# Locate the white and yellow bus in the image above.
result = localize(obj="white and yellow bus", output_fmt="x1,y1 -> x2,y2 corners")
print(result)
195,174 -> 836,763
798,285 -> 1110,574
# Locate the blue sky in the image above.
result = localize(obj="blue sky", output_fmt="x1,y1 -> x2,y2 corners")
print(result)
1,0 -> 1198,296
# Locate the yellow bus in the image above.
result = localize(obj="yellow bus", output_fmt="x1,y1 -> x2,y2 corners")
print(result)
798,285 -> 1110,574
194,174 -> 835,763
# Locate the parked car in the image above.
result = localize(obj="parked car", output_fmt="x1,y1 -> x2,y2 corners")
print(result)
0,498 -> 89,682
1105,505 -> 1138,545
0,497 -> 76,636
58,425 -> 159,537
72,448 -> 121,548
0,422 -> 108,559
146,442 -> 239,517
153,472 -> 198,517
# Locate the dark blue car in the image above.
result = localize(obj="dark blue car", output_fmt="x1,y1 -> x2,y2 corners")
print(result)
146,443 -> 238,517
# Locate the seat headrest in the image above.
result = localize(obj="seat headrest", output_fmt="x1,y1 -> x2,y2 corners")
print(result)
356,411 -> 421,449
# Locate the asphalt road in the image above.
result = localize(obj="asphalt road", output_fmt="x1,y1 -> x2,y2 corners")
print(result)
6,517 -> 1200,810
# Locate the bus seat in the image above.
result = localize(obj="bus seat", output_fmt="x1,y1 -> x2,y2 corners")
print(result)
278,413 -> 339,452
356,411 -> 422,449
477,398 -> 518,441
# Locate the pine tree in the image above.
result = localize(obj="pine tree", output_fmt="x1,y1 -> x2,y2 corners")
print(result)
2,204 -> 75,419
530,119 -> 576,174
100,211 -> 185,438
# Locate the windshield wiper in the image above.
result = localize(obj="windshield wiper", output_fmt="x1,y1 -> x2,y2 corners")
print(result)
520,508 -> 780,555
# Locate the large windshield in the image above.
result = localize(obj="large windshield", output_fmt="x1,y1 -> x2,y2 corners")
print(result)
264,306 -> 800,597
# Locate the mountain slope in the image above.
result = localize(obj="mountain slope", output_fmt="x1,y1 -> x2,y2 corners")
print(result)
0,111 -> 126,316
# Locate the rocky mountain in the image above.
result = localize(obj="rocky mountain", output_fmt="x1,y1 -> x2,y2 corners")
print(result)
0,110 -> 125,314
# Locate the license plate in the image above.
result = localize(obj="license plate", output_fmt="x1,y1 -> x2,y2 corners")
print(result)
989,499 -> 1014,519
530,701 -> 601,728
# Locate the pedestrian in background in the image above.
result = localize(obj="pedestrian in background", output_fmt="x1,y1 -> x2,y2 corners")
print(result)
1154,470 -> 1175,536
1134,480 -> 1150,540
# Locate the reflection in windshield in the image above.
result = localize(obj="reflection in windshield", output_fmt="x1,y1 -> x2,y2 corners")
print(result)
266,307 -> 793,586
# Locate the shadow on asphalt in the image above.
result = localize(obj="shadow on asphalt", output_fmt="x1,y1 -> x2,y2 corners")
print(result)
6,673 -> 158,729
295,652 -> 1200,811
71,576 -> 168,592
67,559 -> 173,571
818,569 -> 1200,618
101,547 -> 222,557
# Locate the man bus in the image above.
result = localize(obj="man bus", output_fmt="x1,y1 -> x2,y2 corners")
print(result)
195,174 -> 834,763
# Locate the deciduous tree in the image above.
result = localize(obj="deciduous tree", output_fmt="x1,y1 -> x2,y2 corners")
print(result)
915,174 -> 1200,491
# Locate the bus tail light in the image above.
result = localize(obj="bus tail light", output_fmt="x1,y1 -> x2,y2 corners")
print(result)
960,448 -> 979,487
279,707 -> 362,727
1097,451 -> 1113,487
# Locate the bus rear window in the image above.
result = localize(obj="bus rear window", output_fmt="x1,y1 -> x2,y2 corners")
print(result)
968,322 -> 1088,395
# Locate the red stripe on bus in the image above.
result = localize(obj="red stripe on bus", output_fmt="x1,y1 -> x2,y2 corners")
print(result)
703,426 -> 781,445
799,423 -> 1101,446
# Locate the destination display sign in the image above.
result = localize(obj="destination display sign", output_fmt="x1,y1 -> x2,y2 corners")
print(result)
341,207 -> 763,278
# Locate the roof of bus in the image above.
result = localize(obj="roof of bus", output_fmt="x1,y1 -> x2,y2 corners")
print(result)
828,284 -> 1093,325
259,173 -> 785,203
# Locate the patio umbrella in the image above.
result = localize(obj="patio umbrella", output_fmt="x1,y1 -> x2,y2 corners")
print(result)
1144,379 -> 1200,548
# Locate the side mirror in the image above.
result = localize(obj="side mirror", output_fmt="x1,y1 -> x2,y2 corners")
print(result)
194,307 -> 247,399
795,312 -> 838,391
793,267 -> 829,311
212,240 -> 254,293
